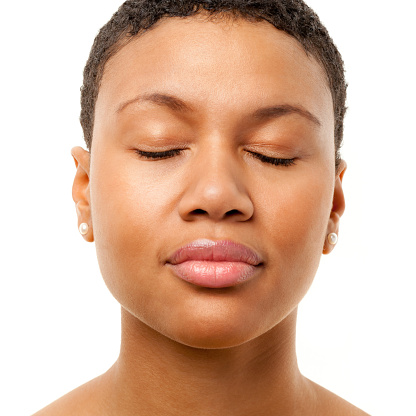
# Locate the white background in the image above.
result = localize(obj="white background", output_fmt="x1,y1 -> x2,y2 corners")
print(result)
1,1 -> 415,415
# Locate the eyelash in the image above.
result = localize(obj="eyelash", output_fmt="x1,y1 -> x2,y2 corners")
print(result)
135,149 -> 296,167
135,149 -> 183,159
245,151 -> 296,167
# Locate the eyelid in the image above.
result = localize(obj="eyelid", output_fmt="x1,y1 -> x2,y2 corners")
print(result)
134,147 -> 296,166
245,150 -> 296,167
134,148 -> 185,160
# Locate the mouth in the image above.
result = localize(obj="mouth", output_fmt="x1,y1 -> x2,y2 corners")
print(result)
166,239 -> 263,288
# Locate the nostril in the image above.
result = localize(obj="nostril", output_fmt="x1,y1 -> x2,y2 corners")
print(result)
190,209 -> 208,216
188,208 -> 243,219
225,209 -> 243,217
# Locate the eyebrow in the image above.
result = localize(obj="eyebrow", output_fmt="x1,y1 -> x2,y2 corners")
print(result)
117,93 -> 193,113
117,92 -> 321,126
252,104 -> 321,126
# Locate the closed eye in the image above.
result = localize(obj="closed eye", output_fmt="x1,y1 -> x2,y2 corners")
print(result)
135,149 -> 184,160
246,150 -> 296,167
134,148 -> 296,166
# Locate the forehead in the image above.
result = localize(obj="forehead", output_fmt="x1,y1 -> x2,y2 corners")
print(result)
95,14 -> 333,137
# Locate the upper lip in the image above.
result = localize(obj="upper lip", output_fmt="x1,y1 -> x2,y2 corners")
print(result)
166,239 -> 263,266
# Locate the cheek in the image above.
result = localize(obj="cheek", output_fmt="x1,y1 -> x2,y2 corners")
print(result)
268,178 -> 331,257
89,152 -> 172,303
254,170 -> 333,310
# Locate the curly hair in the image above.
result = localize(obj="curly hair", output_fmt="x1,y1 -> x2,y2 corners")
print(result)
81,0 -> 347,169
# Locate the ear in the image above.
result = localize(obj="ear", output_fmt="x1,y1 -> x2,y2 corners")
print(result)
323,160 -> 347,254
72,146 -> 94,242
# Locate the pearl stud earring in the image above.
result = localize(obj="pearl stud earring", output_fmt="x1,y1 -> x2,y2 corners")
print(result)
327,232 -> 338,245
79,223 -> 89,236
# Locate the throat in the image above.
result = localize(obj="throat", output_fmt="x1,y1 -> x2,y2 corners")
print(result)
101,308 -> 309,415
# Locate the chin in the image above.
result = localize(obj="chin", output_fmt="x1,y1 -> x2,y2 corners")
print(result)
170,327 -> 258,350
161,307 -> 269,350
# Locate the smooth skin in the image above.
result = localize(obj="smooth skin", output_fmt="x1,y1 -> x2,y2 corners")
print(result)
35,13 -> 369,416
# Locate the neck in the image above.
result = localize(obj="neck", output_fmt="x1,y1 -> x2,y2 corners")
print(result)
103,307 -> 312,415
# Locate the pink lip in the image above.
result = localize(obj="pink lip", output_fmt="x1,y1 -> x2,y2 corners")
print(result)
166,239 -> 263,288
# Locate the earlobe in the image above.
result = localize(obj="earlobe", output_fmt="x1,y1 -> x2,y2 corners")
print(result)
71,146 -> 94,242
323,160 -> 347,255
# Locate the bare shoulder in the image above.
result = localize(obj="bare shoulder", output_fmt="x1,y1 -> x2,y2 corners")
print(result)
31,374 -> 109,416
309,379 -> 371,416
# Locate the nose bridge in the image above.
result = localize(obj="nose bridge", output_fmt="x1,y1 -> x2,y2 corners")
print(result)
197,145 -> 238,197
202,135 -> 235,176
178,136 -> 254,222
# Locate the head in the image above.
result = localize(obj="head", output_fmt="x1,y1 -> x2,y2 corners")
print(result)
73,0 -> 347,349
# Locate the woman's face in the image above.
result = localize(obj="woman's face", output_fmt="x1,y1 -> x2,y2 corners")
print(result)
81,15 -> 344,348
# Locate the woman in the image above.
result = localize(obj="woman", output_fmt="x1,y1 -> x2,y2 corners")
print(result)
34,0 -> 369,414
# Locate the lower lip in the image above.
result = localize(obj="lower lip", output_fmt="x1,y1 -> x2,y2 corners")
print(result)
168,261 -> 258,288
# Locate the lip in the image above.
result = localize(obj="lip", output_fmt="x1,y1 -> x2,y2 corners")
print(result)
166,239 -> 263,288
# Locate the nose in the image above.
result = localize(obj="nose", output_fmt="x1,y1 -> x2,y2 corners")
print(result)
177,147 -> 254,222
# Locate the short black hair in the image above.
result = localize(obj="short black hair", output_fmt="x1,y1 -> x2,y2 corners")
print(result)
81,0 -> 347,169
